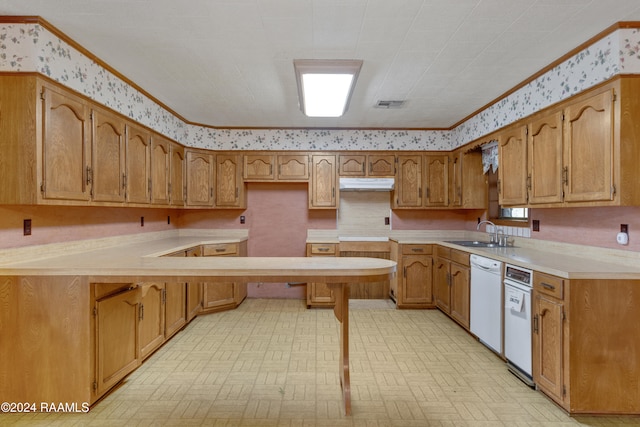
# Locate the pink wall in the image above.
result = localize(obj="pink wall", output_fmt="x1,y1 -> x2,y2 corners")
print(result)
529,206 -> 640,252
0,205 -> 177,249
178,183 -> 335,299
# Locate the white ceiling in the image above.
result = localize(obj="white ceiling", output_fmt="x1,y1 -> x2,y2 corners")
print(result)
2,0 -> 640,129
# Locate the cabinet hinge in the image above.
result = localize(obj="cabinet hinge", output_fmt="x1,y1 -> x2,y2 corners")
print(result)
562,113 -> 565,121
92,381 -> 97,391
524,126 -> 529,136
162,288 -> 167,304
40,89 -> 45,101
40,182 -> 45,193
562,385 -> 567,397
562,310 -> 566,322
92,306 -> 97,317
612,91 -> 617,102
611,185 -> 616,197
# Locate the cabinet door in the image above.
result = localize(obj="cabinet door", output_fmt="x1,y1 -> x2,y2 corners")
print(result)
278,155 -> 309,180
138,283 -> 165,360
401,255 -> 433,305
306,243 -> 337,308
433,257 -> 451,312
216,153 -> 245,208
91,107 -> 126,203
95,286 -> 141,396
339,154 -> 366,176
368,154 -> 395,176
244,154 -> 275,180
449,263 -> 470,329
203,282 -> 235,309
41,84 -> 91,201
309,155 -> 337,208
498,125 -> 528,206
424,154 -> 449,207
533,294 -> 565,403
170,143 -> 185,206
528,110 -> 564,204
185,149 -> 214,206
125,123 -> 151,204
165,283 -> 187,338
186,282 -> 202,321
450,151 -> 463,207
395,155 -> 422,207
150,135 -> 170,205
563,89 -> 615,203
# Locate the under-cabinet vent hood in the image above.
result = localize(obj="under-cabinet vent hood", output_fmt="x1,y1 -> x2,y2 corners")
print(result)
339,177 -> 394,191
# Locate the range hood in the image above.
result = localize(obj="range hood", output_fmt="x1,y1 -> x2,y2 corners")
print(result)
339,177 -> 395,191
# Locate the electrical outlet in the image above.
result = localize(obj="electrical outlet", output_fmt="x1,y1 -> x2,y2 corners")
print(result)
167,215 -> 171,225
532,220 -> 540,232
23,219 -> 32,236
140,216 -> 144,227
385,217 -> 390,225
240,215 -> 245,224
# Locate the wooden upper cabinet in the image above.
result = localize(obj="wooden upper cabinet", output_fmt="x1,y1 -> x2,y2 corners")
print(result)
41,83 -> 91,202
309,154 -> 337,209
339,154 -> 395,177
424,154 -> 448,207
369,154 -> 395,176
528,109 -> 564,205
498,124 -> 528,206
151,135 -> 170,205
339,154 -> 366,176
244,154 -> 275,180
170,142 -> 185,206
394,155 -> 422,207
185,149 -> 214,207
563,88 -> 614,203
244,154 -> 309,181
278,155 -> 309,180
216,153 -> 245,208
91,106 -> 126,203
125,123 -> 151,204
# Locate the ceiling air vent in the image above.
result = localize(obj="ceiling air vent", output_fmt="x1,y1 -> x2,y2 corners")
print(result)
375,100 -> 405,109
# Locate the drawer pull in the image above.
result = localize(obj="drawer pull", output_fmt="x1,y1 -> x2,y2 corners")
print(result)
317,247 -> 330,252
411,248 -> 424,252
215,248 -> 226,253
541,282 -> 556,290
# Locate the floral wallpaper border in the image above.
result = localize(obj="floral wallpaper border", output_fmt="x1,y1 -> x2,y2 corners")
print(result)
2,23 -> 640,151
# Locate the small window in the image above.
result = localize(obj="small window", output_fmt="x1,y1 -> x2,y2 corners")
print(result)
500,207 -> 528,221
488,169 -> 529,223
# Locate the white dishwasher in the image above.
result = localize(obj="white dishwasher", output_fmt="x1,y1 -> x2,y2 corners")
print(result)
470,254 -> 503,354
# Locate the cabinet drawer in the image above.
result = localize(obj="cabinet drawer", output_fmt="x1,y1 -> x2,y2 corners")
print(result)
309,243 -> 337,256
402,244 -> 432,255
94,282 -> 136,300
435,245 -> 450,258
202,243 -> 238,256
450,249 -> 469,266
534,272 -> 564,299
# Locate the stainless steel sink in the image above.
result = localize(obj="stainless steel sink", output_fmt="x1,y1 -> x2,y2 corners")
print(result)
445,240 -> 500,248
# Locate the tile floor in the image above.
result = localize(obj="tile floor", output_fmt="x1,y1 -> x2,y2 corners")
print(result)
5,298 -> 640,426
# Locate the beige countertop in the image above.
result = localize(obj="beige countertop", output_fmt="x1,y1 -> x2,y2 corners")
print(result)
0,230 -> 396,283
306,229 -> 640,280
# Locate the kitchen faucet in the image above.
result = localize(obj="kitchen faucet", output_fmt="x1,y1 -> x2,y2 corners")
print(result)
477,220 -> 499,243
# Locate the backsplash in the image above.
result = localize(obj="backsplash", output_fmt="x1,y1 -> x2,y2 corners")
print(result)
2,23 -> 640,150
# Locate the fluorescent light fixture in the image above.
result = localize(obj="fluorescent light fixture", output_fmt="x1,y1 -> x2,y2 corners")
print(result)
294,59 -> 363,117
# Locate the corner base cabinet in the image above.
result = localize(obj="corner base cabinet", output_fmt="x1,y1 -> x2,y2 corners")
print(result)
532,272 -> 640,414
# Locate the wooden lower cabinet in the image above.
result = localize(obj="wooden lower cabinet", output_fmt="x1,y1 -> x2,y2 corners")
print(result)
532,272 -> 640,414
433,246 -> 470,329
165,283 -> 187,338
138,282 -> 165,360
306,243 -> 337,308
186,282 -> 202,321
94,284 -> 141,397
390,242 -> 434,308
200,242 -> 248,314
